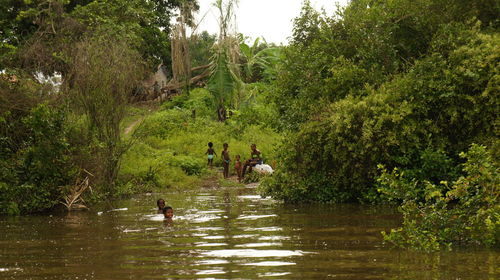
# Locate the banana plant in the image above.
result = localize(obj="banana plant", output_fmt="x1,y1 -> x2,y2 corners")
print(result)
207,0 -> 242,121
239,37 -> 281,83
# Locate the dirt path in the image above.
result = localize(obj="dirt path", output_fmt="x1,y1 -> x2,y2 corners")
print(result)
124,117 -> 144,135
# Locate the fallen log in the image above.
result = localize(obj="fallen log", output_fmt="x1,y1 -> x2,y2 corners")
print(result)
163,69 -> 210,91
155,70 -> 211,101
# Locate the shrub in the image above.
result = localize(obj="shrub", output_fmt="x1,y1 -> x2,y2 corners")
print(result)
260,25 -> 498,203
380,144 -> 499,250
0,103 -> 75,214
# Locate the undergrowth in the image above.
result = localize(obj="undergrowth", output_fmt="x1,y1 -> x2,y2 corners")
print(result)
118,88 -> 281,193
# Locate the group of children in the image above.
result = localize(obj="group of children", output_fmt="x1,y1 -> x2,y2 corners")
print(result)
156,143 -> 262,220
205,142 -> 262,182
157,198 -> 173,220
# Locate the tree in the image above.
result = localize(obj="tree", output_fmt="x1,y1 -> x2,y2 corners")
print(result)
261,0 -> 500,203
189,31 -> 216,69
0,0 -> 199,71
65,32 -> 146,194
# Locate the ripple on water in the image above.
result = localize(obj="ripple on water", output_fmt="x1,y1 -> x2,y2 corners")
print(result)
236,214 -> 277,220
195,269 -> 226,275
243,261 -> 295,266
195,195 -> 217,202
0,268 -> 23,272
202,235 -> 225,240
237,195 -> 264,200
183,214 -> 221,223
243,226 -> 282,232
192,233 -> 209,237
192,227 -> 224,231
258,236 -> 291,241
258,272 -> 292,277
195,259 -> 230,265
234,242 -> 282,248
198,210 -> 225,214
122,229 -> 141,233
200,249 -> 304,258
144,214 -> 164,221
108,208 -> 128,212
233,234 -> 257,239
195,242 -> 228,247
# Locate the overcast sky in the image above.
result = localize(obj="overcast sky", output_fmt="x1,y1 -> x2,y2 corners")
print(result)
194,0 -> 349,45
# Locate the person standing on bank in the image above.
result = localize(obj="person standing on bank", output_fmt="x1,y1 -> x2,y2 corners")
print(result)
221,143 -> 230,179
205,142 -> 217,167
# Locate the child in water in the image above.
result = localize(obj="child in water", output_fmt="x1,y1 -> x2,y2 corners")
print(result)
157,198 -> 165,214
205,142 -> 217,167
163,206 -> 173,219
234,155 -> 242,182
221,143 -> 230,178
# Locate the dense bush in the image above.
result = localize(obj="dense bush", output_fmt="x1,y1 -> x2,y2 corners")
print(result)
379,144 -> 499,251
0,103 -> 75,214
227,83 -> 278,128
261,0 -> 499,204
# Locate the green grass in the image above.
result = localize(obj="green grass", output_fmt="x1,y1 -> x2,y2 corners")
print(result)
118,88 -> 281,193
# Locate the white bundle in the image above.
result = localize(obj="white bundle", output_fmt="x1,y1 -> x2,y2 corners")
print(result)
254,164 -> 274,174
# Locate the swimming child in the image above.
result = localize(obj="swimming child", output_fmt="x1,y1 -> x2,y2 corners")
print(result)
234,155 -> 242,182
221,143 -> 230,179
163,206 -> 173,219
205,142 -> 217,167
157,198 -> 166,214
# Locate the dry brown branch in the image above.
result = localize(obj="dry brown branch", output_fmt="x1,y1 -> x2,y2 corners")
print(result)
191,64 -> 211,72
61,169 -> 94,211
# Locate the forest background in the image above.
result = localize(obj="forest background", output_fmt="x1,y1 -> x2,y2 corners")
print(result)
0,0 -> 498,251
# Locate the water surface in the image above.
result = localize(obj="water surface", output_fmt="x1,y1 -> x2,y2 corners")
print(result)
1,185 -> 498,279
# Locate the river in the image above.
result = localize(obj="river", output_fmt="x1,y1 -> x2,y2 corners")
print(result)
0,184 -> 498,279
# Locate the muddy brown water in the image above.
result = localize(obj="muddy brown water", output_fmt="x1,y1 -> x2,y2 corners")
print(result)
1,184 -> 498,279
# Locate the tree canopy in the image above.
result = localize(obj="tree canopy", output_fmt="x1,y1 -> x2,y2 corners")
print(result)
0,0 -> 198,71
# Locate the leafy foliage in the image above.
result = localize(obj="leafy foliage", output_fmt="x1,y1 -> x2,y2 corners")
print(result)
239,37 -> 281,83
0,102 -> 75,214
0,0 -> 196,70
261,0 -> 499,206
189,31 -> 216,68
121,87 -> 281,190
379,144 -> 499,251
208,47 -> 239,120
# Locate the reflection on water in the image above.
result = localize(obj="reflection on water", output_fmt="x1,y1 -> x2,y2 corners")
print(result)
0,185 -> 498,280
200,249 -> 305,258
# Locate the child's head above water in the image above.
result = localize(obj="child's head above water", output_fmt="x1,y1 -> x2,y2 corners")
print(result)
162,206 -> 173,219
208,142 -> 213,148
157,198 -> 165,210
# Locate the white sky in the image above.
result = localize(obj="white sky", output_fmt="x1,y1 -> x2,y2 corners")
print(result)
194,0 -> 349,45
